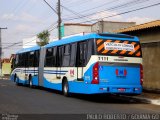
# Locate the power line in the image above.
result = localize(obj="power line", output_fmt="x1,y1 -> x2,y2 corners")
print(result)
79,2 -> 160,23
43,0 -> 61,39
62,0 -> 118,19
3,22 -> 58,50
64,0 -> 88,7
4,0 -> 29,22
79,0 -> 118,13
61,5 -> 92,22
43,0 -> 57,14
2,1 -> 59,52
2,21 -> 58,50
3,0 -> 159,51
63,0 -> 150,21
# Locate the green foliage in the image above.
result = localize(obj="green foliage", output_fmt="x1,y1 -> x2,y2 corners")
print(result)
37,30 -> 50,46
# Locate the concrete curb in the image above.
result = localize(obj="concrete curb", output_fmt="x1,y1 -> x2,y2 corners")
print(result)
131,96 -> 160,105
150,99 -> 160,105
0,77 -> 9,80
116,94 -> 160,105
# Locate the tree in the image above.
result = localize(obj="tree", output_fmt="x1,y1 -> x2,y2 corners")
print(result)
37,30 -> 50,46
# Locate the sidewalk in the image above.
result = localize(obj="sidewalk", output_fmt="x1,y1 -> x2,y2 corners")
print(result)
120,92 -> 160,105
135,92 -> 160,105
0,76 -> 10,80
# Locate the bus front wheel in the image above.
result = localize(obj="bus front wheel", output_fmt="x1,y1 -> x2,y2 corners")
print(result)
63,80 -> 70,97
29,75 -> 33,88
15,76 -> 20,86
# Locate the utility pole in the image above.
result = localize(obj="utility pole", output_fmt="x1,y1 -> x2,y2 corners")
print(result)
100,20 -> 104,33
57,0 -> 61,40
43,0 -> 62,40
0,27 -> 7,76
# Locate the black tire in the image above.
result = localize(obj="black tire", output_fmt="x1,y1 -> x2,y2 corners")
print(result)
15,76 -> 20,86
29,76 -> 33,88
14,74 -> 16,82
63,80 -> 70,97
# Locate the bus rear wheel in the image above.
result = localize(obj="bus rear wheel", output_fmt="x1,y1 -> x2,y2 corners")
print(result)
63,80 -> 70,97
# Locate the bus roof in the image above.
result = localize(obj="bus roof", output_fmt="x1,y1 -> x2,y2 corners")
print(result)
16,45 -> 40,54
16,33 -> 138,54
45,33 -> 138,48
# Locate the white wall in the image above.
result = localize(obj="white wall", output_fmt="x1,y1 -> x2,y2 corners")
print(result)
64,25 -> 91,36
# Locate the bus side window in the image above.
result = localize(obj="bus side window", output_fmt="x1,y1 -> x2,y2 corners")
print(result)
86,40 -> 93,63
57,46 -> 64,67
21,53 -> 25,67
70,43 -> 77,67
25,52 -> 29,67
15,54 -> 19,67
45,48 -> 53,67
53,47 -> 57,67
29,51 -> 35,67
18,54 -> 21,67
62,44 -> 71,67
18,54 -> 23,67
76,41 -> 87,67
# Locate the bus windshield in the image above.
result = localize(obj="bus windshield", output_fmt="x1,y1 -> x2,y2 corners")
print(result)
96,39 -> 142,57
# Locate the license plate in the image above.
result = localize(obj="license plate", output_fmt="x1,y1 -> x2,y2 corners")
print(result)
118,88 -> 126,92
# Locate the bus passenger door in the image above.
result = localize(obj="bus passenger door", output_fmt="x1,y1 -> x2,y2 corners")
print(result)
77,42 -> 87,81
38,47 -> 46,86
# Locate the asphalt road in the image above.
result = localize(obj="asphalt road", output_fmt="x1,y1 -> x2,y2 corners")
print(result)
0,79 -> 160,119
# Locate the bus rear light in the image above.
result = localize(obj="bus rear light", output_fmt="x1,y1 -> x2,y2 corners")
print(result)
91,62 -> 99,84
140,64 -> 143,85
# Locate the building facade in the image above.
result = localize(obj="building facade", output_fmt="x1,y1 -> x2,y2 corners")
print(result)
91,21 -> 135,33
62,21 -> 136,37
63,23 -> 92,36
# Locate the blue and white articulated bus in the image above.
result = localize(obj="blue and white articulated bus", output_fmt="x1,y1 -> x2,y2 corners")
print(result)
10,33 -> 143,96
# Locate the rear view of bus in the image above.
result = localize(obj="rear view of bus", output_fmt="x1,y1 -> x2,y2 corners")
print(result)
88,34 -> 143,95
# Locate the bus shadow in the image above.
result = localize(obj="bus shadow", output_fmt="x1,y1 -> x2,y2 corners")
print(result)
70,94 -> 150,104
21,85 -> 149,104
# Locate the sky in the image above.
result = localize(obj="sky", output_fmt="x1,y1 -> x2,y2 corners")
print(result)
0,0 -> 160,58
